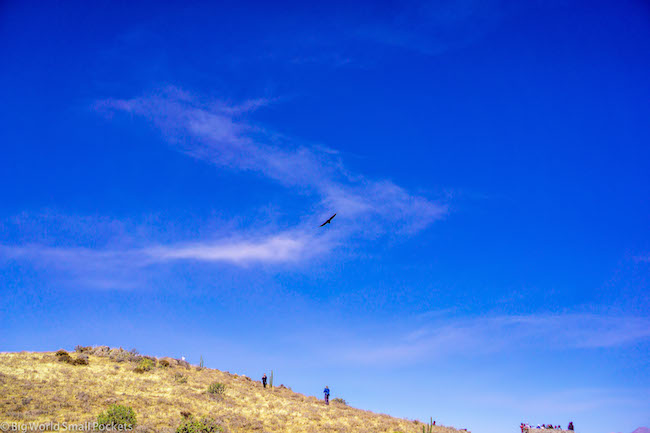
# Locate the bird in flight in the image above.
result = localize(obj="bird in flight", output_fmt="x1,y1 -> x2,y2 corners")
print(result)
319,213 -> 337,227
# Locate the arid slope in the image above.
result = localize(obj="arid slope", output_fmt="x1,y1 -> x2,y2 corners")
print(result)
0,349 -> 465,433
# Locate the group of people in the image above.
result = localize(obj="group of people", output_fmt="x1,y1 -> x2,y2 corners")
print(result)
260,373 -> 579,428
261,373 -> 580,426
261,374 -> 582,430
521,422 -> 574,431
261,374 -> 331,405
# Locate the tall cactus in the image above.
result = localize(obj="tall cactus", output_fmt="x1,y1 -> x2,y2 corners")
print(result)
199,355 -> 204,369
270,370 -> 274,388
423,417 -> 434,433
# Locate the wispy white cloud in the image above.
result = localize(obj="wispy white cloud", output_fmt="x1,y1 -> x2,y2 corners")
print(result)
1,87 -> 445,287
312,313 -> 650,365
0,244 -> 149,289
465,386 -> 650,415
95,87 -> 447,236
0,229 -> 330,288
1,233 -> 316,266
144,232 -> 320,264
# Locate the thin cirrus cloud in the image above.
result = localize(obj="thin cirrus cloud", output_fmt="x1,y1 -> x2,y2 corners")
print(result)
321,313 -> 650,365
0,87 -> 445,287
145,232 -> 320,264
463,387 -> 650,415
95,86 -> 447,235
0,230 -> 324,288
1,233 -> 315,267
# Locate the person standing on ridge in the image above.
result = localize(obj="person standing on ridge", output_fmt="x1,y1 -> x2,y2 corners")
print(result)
568,422 -> 574,431
262,373 -> 267,388
323,386 -> 330,405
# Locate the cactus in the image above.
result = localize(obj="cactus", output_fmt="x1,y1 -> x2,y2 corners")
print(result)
199,355 -> 204,369
422,417 -> 434,433
270,370 -> 274,388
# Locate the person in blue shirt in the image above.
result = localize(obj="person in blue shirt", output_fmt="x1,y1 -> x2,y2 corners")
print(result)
323,386 -> 330,405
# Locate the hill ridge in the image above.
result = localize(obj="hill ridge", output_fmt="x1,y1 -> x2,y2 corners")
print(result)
0,348 -> 465,433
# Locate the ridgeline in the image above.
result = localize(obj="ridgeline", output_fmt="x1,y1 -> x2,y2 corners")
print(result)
0,347 -> 466,433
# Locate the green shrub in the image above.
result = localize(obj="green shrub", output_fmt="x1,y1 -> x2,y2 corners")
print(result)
332,397 -> 347,405
55,349 -> 72,363
134,358 -> 155,373
175,416 -> 222,433
159,359 -> 170,368
97,404 -> 137,430
175,416 -> 221,433
55,349 -> 88,366
207,382 -> 225,396
174,372 -> 188,384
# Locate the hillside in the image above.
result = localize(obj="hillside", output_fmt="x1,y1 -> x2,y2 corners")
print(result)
0,348 -> 466,433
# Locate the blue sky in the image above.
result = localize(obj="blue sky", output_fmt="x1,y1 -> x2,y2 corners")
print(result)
1,1 -> 649,432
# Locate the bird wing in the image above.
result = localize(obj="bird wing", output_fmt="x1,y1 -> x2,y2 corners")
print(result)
319,213 -> 337,227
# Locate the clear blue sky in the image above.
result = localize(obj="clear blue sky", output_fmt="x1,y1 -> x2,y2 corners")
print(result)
1,1 -> 649,432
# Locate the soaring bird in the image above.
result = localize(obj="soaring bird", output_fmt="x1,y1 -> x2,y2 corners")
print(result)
319,213 -> 337,227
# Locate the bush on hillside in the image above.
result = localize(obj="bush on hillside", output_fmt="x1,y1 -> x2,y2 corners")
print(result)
207,382 -> 225,396
175,416 -> 223,433
55,349 -> 88,366
332,397 -> 347,405
71,354 -> 89,365
109,348 -> 140,363
97,404 -> 137,430
159,359 -> 170,368
74,345 -> 92,353
55,349 -> 72,364
134,358 -> 155,373
109,348 -> 131,363
174,372 -> 188,384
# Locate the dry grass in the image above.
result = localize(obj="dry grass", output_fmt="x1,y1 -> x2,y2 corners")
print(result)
0,350 -> 466,433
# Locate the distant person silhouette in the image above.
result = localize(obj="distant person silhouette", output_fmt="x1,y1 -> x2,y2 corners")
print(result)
323,386 -> 330,405
568,422 -> 574,431
262,373 -> 267,388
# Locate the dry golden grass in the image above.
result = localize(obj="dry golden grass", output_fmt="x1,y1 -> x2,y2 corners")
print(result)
0,350 -> 466,433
